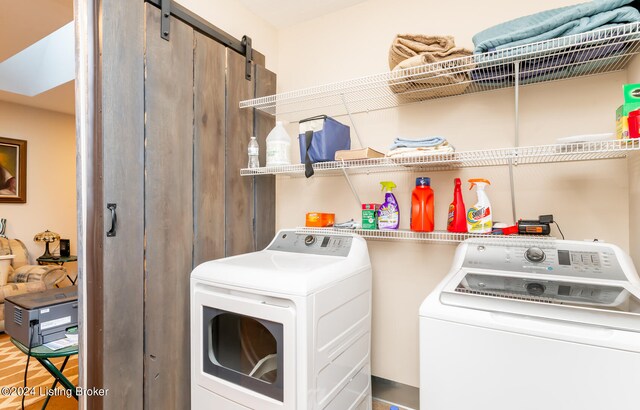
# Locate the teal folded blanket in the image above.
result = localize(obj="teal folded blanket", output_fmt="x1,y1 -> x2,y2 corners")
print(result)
473,0 -> 640,54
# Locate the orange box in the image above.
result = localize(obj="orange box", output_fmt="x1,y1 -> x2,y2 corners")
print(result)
305,212 -> 335,227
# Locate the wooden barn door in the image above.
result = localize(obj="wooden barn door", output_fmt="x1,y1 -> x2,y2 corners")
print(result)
142,4 -> 275,409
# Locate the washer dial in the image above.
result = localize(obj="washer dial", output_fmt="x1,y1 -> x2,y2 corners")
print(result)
525,247 -> 546,263
304,235 -> 316,246
526,283 -> 546,296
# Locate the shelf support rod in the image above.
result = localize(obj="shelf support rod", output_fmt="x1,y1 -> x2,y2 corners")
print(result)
340,94 -> 364,148
340,165 -> 362,207
514,61 -> 520,148
509,61 -> 521,224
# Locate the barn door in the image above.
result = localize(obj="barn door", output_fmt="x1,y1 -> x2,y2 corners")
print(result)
143,4 -> 275,409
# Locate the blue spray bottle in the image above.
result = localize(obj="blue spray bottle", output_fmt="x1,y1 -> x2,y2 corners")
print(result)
377,181 -> 399,229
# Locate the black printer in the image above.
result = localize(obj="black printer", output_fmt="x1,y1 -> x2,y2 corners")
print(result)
4,286 -> 78,347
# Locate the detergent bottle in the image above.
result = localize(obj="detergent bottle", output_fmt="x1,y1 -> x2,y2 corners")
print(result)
467,179 -> 492,233
378,181 -> 399,230
410,177 -> 434,232
447,178 -> 467,233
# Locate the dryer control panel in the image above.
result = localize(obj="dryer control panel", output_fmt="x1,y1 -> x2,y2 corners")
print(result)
461,239 -> 627,281
267,232 -> 353,257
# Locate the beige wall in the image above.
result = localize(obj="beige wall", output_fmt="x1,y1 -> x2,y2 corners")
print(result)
275,0 -> 633,387
0,101 -> 77,280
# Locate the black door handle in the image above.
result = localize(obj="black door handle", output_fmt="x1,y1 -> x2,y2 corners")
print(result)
107,203 -> 117,237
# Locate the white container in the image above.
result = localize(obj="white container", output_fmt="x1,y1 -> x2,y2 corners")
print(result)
265,121 -> 291,166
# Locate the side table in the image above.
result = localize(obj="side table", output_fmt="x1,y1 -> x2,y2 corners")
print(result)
36,255 -> 77,285
10,328 -> 78,409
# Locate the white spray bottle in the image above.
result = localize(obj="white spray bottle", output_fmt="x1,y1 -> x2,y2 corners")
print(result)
467,178 -> 492,233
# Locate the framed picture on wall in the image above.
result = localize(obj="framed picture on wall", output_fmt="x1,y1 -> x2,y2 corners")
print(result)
0,137 -> 27,203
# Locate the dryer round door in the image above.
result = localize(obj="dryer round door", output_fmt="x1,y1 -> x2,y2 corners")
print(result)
202,306 -> 284,401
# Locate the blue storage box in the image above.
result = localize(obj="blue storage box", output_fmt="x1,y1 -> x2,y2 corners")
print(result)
298,115 -> 350,164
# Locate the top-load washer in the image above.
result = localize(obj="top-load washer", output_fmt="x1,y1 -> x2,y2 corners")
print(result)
191,230 -> 372,410
420,238 -> 640,410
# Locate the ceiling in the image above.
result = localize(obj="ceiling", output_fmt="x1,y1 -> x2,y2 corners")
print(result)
0,0 -> 75,115
237,0 -> 369,28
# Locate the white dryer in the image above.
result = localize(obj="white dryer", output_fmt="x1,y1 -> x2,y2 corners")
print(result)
191,230 -> 372,410
420,238 -> 640,410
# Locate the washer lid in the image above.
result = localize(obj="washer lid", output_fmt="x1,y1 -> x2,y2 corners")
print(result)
191,249 -> 366,296
436,269 -> 640,333
458,272 -> 631,308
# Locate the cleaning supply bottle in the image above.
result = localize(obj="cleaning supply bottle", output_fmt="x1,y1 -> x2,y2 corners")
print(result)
266,121 -> 291,166
378,181 -> 399,230
447,178 -> 467,233
410,177 -> 434,232
467,179 -> 492,233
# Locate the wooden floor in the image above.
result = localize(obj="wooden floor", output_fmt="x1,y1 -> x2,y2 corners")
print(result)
373,399 -> 411,410
1,330 -> 409,410
0,333 -> 77,409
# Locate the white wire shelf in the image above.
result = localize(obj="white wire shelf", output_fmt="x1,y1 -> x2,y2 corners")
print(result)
296,227 -> 553,245
240,23 -> 640,119
241,139 -> 640,177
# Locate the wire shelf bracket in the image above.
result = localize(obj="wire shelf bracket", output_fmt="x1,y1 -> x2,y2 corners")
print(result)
340,93 -> 364,148
341,165 -> 362,207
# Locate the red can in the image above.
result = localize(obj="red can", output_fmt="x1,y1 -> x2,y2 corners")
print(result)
629,109 -> 640,139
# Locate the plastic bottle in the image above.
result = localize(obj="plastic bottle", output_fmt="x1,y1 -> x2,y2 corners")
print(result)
410,177 -> 434,232
378,181 -> 399,230
266,121 -> 291,166
248,136 -> 259,168
447,178 -> 467,233
467,178 -> 492,233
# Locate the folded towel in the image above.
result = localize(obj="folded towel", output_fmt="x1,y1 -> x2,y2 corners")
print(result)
388,34 -> 474,100
390,51 -> 474,100
473,0 -> 640,54
389,34 -> 472,70
390,136 -> 447,150
471,37 -> 627,86
385,144 -> 455,159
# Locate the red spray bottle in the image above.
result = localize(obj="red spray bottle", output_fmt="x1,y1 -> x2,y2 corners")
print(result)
447,178 -> 467,233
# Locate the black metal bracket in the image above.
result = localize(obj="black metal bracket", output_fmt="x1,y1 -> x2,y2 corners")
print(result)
146,0 -> 255,76
160,0 -> 171,41
242,35 -> 253,81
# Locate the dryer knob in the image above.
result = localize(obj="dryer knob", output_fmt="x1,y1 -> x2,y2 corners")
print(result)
525,247 -> 546,263
304,235 -> 316,246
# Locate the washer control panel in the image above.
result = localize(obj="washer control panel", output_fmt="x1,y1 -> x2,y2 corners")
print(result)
267,232 -> 353,257
461,240 -> 626,281
460,273 -> 626,306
